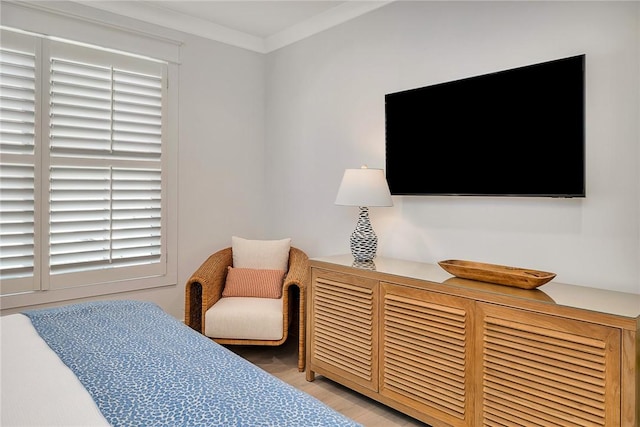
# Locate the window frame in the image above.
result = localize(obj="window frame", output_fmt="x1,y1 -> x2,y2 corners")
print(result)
0,27 -> 178,310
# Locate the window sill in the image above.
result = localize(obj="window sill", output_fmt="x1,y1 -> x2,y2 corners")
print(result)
0,275 -> 177,312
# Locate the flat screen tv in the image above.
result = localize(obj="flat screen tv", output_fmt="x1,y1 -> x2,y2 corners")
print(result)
385,54 -> 585,197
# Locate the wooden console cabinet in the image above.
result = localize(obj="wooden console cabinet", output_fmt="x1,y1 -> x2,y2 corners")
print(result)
306,255 -> 639,427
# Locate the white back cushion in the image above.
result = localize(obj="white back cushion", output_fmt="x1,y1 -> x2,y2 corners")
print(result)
231,236 -> 291,271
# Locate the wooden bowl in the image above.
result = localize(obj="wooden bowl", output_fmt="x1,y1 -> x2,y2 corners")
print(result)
438,259 -> 556,290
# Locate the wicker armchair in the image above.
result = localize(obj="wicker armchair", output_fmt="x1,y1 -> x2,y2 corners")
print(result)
185,246 -> 309,372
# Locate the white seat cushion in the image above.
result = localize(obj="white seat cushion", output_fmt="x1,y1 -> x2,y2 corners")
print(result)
204,297 -> 284,341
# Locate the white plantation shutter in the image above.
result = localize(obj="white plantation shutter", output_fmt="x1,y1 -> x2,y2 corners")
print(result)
0,48 -> 36,155
0,164 -> 35,284
0,32 -> 39,293
49,59 -> 163,159
111,168 -> 162,261
49,166 -> 162,276
0,29 -> 172,296
49,166 -> 112,273
47,42 -> 166,289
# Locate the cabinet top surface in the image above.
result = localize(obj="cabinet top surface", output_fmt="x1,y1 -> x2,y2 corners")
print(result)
311,255 -> 640,319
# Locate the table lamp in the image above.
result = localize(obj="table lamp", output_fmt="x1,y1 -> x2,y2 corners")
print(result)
335,165 -> 393,261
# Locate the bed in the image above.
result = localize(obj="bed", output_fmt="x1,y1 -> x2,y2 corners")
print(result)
1,300 -> 361,427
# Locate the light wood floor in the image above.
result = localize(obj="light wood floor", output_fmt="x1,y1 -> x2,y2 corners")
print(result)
229,339 -> 429,427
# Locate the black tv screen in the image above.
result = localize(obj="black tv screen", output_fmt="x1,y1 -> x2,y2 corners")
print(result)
385,54 -> 585,197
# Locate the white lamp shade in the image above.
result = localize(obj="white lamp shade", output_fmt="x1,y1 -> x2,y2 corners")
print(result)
335,167 -> 393,207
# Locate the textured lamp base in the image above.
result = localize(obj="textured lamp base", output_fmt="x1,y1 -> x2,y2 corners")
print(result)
350,207 -> 378,262
352,259 -> 376,270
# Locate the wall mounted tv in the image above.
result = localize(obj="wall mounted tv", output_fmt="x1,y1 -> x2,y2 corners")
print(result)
385,54 -> 585,197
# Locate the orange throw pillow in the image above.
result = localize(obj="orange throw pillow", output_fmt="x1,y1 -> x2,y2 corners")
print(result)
222,266 -> 285,298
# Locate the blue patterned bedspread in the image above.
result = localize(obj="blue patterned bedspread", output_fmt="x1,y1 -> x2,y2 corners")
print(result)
24,300 -> 361,427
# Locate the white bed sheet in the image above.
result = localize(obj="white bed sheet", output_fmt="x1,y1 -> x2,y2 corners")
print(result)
1,313 -> 110,427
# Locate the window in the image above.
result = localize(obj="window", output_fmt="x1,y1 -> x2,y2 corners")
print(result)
0,28 -> 175,301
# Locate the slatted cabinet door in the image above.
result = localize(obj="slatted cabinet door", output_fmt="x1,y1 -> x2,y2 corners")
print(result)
309,268 -> 379,392
380,283 -> 475,427
476,303 -> 621,427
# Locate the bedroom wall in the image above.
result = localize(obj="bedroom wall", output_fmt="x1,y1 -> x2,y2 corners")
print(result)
173,35 -> 267,317
265,1 -> 640,294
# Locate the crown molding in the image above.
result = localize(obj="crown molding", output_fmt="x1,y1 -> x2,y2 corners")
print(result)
73,0 -> 265,52
73,1 -> 394,54
265,1 -> 393,53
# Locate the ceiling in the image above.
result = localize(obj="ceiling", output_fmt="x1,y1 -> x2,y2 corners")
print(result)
73,1 -> 393,53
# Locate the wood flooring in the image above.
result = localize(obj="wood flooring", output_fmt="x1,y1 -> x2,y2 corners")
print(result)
229,339 -> 428,427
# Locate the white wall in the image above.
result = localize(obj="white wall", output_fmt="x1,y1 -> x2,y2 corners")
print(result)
265,1 -> 640,294
176,35 -> 267,316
